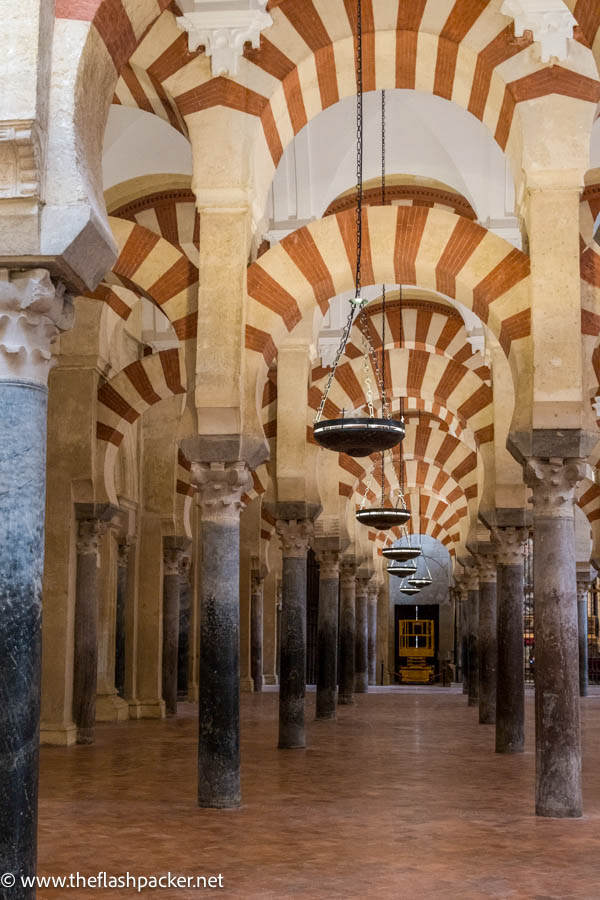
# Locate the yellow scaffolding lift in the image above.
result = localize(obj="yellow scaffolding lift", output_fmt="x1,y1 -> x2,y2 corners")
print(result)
398,619 -> 435,684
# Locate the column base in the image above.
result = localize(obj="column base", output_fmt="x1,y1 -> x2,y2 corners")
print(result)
240,677 -> 254,692
467,697 -> 478,707
263,675 -> 278,685
315,711 -> 336,721
40,722 -> 77,746
127,700 -> 143,720
96,692 -> 129,722
338,694 -> 354,705
137,699 -> 166,719
253,676 -> 264,692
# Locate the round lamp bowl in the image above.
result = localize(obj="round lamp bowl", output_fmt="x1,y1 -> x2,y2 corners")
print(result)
356,507 -> 411,530
382,546 -> 422,562
313,417 -> 405,457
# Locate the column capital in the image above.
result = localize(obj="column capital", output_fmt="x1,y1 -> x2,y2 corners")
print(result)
524,457 -> 586,519
0,268 -> 74,385
339,558 -> 358,586
492,526 -> 529,566
461,566 -> 479,592
576,580 -> 591,604
367,582 -> 379,602
355,577 -> 370,600
250,570 -> 265,594
117,535 -> 135,569
76,518 -> 106,558
276,519 -> 313,558
193,461 -> 252,523
176,0 -> 272,77
163,546 -> 186,577
315,549 -> 341,580
476,553 -> 497,584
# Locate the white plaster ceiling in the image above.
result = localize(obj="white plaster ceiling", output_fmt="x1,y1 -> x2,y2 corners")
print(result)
102,106 -> 193,190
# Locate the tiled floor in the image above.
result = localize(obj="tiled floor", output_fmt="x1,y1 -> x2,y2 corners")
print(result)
37,690 -> 600,898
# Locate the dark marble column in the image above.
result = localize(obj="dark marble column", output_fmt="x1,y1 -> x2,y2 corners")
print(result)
354,577 -> 370,693
492,527 -> 527,754
576,576 -> 591,698
162,543 -> 186,717
73,518 -> 104,744
276,519 -> 313,749
476,554 -> 497,726
525,457 -> 585,818
463,567 -> 479,708
0,270 -> 73,896
314,549 -> 340,719
250,571 -> 264,692
455,584 -> 469,694
194,461 -> 251,808
367,584 -> 378,686
338,559 -> 357,705
115,540 -> 130,699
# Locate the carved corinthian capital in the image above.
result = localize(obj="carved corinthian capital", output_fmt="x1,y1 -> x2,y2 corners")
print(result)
276,519 -> 313,558
476,554 -> 497,584
164,547 -> 185,577
462,566 -> 479,592
315,549 -> 341,581
193,461 -> 252,524
76,519 -> 105,559
0,268 -> 74,385
492,527 -> 528,566
524,457 -> 586,519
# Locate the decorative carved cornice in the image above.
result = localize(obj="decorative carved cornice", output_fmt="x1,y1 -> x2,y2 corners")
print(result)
177,0 -> 273,76
524,457 -> 586,520
501,0 -> 575,62
0,120 -> 41,200
492,526 -> 528,566
0,269 -> 74,385
193,461 -> 252,524
276,519 -> 313,558
315,549 -> 341,581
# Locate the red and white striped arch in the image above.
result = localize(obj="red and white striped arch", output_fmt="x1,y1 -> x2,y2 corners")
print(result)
96,348 -> 187,504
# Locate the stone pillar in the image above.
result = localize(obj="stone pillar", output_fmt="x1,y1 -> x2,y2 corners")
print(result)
194,461 -> 251,808
123,535 -> 141,717
73,518 -> 104,744
376,578 -> 390,685
314,550 -> 340,719
262,570 -> 279,686
96,526 -> 129,722
525,458 -> 585,818
576,576 -> 591,698
354,577 -> 370,693
162,543 -> 186,717
464,567 -> 479,707
368,583 -> 378,686
276,519 -> 313,749
339,560 -> 357,704
476,554 -> 497,726
0,269 -> 73,892
250,571 -> 264,692
115,541 -> 131,699
492,527 -> 528,754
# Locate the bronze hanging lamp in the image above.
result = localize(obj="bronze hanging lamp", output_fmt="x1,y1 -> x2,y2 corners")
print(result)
382,439 -> 422,561
313,13 -> 404,457
406,487 -> 432,588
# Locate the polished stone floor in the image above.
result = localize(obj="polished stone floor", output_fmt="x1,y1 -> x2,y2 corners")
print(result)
37,689 -> 600,898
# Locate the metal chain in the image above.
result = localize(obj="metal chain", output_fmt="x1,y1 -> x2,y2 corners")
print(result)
314,303 -> 355,423
354,0 -> 363,303
380,88 -> 388,419
359,465 -> 374,510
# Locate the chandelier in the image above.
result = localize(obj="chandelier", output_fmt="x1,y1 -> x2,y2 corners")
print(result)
312,3 -> 404,458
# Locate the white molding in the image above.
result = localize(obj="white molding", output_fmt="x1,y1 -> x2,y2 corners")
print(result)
176,0 -> 272,76
501,0 -> 576,62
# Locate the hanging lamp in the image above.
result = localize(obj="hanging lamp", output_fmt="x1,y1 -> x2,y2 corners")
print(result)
406,488 -> 432,588
382,442 -> 422,560
400,579 -> 421,596
387,557 -> 417,578
313,12 -> 404,457
356,447 -> 411,530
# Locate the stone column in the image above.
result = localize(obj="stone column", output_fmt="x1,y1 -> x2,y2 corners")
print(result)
476,554 -> 497,726
376,578 -> 390,685
525,457 -> 585,818
464,567 -> 479,707
276,519 -> 313,749
194,461 -> 251,808
73,517 -> 104,744
162,543 -> 186,717
354,577 -> 370,694
576,576 -> 590,698
314,549 -> 340,719
96,526 -> 129,722
250,571 -> 264,692
339,559 -> 357,704
115,540 -> 131,699
368,583 -> 378,686
0,269 -> 73,892
262,570 -> 279,686
492,527 -> 528,754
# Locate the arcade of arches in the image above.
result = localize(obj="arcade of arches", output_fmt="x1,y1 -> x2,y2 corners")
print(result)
5,0 -> 600,896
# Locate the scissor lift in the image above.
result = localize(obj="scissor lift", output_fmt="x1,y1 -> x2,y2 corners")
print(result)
398,619 -> 435,684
